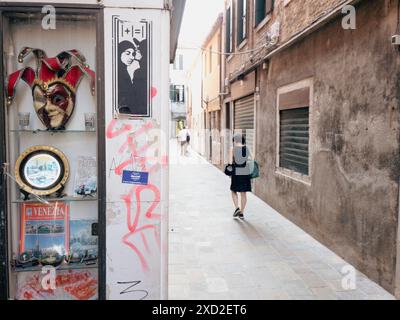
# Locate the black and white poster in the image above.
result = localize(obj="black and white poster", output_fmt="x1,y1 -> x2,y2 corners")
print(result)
113,16 -> 152,118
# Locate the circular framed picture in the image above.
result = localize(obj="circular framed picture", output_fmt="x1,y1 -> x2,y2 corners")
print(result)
15,146 -> 69,196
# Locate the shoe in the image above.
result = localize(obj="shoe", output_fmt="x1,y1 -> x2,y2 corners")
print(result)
233,208 -> 241,218
238,212 -> 244,220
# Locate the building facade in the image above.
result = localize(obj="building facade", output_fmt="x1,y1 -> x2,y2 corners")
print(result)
170,50 -> 188,139
219,0 -> 400,297
186,50 -> 206,156
202,14 -> 224,167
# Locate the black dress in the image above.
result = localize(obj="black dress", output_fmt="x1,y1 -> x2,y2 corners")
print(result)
118,66 -> 148,116
230,145 -> 252,192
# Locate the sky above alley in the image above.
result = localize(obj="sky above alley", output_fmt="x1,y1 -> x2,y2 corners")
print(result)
177,0 -> 224,67
179,0 -> 224,47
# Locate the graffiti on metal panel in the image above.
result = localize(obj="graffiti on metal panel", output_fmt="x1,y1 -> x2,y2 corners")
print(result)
106,117 -> 167,273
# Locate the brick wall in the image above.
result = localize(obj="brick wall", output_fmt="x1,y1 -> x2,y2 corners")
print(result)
224,0 -> 346,81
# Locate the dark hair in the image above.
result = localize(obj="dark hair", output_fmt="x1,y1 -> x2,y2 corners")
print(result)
233,133 -> 246,145
118,39 -> 140,57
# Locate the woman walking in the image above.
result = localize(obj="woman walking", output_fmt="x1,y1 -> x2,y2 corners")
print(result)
229,133 -> 252,220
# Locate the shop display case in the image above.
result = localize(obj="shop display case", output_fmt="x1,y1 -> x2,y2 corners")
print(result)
1,8 -> 102,300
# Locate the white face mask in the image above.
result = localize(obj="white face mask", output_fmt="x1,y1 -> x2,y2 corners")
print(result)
33,83 -> 74,130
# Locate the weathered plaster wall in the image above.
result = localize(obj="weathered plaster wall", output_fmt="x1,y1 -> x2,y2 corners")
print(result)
255,0 -> 400,293
225,0 -> 346,81
203,18 -> 222,108
0,0 -> 165,8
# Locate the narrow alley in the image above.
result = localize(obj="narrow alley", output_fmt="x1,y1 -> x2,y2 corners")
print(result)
168,143 -> 395,300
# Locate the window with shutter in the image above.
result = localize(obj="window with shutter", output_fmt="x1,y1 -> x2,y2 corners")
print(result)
255,0 -> 265,26
243,0 -> 247,39
237,0 -> 247,45
170,85 -> 185,103
229,4 -> 233,52
279,108 -> 309,175
234,95 -> 255,154
226,6 -> 232,53
278,84 -> 311,176
255,0 -> 274,26
170,84 -> 174,101
178,85 -> 185,103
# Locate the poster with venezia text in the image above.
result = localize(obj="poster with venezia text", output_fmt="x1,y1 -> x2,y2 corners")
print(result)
112,16 -> 152,118
20,202 -> 70,256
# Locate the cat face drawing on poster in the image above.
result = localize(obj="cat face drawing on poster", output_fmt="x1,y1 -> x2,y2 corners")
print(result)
7,47 -> 95,130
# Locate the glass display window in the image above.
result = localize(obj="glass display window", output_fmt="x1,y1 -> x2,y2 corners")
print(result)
1,8 -> 102,300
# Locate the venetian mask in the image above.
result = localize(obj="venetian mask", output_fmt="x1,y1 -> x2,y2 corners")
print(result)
7,47 -> 95,130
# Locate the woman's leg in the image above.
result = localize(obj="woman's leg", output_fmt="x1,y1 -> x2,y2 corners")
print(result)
231,191 -> 239,210
240,192 -> 247,213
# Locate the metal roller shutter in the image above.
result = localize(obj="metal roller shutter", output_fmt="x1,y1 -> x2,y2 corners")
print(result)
234,95 -> 254,153
279,107 -> 309,175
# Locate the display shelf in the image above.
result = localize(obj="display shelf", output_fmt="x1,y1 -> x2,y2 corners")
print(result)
12,196 -> 98,204
4,10 -> 101,300
10,129 -> 96,134
12,262 -> 98,273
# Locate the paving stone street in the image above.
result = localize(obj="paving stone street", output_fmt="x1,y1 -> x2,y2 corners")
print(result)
168,142 -> 396,300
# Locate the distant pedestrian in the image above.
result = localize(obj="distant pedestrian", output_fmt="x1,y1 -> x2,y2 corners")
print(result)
177,126 -> 190,156
229,133 -> 252,220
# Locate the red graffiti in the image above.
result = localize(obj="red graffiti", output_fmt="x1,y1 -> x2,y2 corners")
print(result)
17,270 -> 98,300
107,119 -> 168,272
141,233 -> 151,254
108,121 -> 159,176
151,87 -> 158,99
64,278 -> 98,300
117,121 -> 154,155
121,184 -> 161,272
106,119 -> 133,139
114,155 -> 146,176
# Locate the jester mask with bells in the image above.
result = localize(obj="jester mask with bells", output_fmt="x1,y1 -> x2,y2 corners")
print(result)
7,47 -> 95,130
